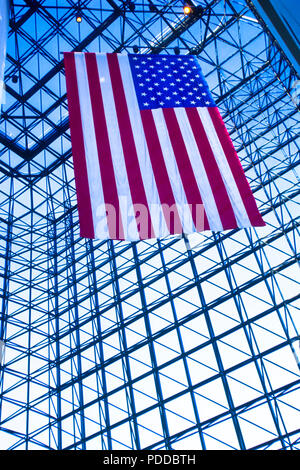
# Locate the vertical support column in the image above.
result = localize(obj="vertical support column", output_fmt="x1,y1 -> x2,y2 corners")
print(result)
183,234 -> 246,450
131,242 -> 172,449
25,182 -> 34,449
48,211 -> 62,449
157,239 -> 206,449
108,240 -> 141,449
64,202 -> 86,449
0,179 -> 13,423
86,239 -> 112,449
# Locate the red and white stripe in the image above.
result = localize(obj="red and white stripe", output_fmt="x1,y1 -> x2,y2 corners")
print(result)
64,52 -> 265,240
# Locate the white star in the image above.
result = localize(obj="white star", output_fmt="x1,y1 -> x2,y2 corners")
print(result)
144,102 -> 149,106
159,101 -> 164,105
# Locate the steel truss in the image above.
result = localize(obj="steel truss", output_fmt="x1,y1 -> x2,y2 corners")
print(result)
0,0 -> 299,450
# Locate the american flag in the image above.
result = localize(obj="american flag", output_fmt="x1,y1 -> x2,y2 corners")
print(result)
64,52 -> 265,240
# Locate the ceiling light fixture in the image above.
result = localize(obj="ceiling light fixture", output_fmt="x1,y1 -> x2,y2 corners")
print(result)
183,1 -> 194,15
76,1 -> 82,23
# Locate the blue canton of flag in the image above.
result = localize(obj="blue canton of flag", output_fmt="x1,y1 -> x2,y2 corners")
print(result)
129,54 -> 216,110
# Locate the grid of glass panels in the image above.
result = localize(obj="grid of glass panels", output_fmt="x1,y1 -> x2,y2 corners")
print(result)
0,0 -> 299,450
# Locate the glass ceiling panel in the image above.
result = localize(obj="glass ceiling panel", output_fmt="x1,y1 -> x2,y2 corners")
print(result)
0,0 -> 299,451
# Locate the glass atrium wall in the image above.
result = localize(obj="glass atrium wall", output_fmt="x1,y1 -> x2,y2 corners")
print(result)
0,0 -> 299,450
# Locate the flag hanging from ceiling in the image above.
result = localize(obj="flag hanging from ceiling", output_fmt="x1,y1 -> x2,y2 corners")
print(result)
64,52 -> 265,241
